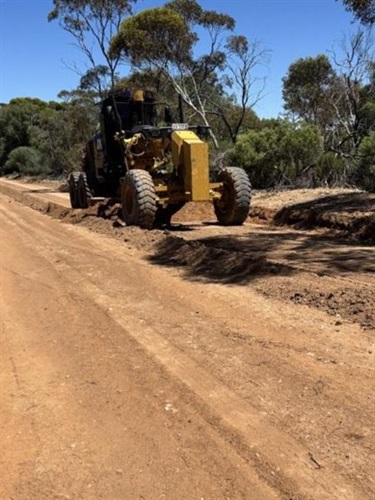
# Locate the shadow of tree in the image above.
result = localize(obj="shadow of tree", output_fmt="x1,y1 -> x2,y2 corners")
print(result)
278,233 -> 375,276
274,192 -> 375,242
148,227 -> 374,285
147,233 -> 296,285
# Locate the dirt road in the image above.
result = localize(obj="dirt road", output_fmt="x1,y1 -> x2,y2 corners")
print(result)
0,180 -> 374,499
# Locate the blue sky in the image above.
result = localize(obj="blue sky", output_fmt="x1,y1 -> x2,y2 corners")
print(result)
0,0 -> 365,118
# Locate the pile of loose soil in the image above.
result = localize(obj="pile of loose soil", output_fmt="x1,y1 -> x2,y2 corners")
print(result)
173,188 -> 375,243
1,180 -> 374,329
12,178 -> 375,241
147,235 -> 293,285
252,189 -> 375,243
273,194 -> 374,242
147,234 -> 374,330
257,278 -> 375,330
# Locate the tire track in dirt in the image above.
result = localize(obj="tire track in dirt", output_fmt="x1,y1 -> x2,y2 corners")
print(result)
1,197 -> 373,499
1,178 -> 374,330
0,200 -> 278,500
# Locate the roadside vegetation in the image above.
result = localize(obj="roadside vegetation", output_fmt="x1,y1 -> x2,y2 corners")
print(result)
0,0 -> 373,191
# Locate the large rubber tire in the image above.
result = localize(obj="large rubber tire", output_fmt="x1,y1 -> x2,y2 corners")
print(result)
68,172 -> 80,208
77,172 -> 92,209
155,202 -> 186,227
214,167 -> 251,225
121,170 -> 157,229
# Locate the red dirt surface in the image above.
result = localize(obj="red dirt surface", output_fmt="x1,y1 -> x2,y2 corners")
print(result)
1,178 -> 374,500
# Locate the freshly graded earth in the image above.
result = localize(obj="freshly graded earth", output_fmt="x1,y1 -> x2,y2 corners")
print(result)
0,178 -> 374,499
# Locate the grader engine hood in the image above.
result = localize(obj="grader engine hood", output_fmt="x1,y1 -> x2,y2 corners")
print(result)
171,130 -> 210,202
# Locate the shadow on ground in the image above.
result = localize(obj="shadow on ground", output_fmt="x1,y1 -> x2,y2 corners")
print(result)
148,227 -> 374,286
148,229 -> 375,327
147,233 -> 295,285
273,192 -> 375,243
24,188 -> 60,194
282,231 -> 375,274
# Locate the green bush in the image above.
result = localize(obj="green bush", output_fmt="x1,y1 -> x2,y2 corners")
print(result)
316,152 -> 346,186
2,146 -> 50,176
354,132 -> 375,192
231,127 -> 279,188
231,120 -> 323,188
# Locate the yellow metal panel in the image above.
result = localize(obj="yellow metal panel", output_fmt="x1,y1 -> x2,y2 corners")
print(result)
171,131 -> 196,167
171,130 -> 210,202
184,141 -> 209,201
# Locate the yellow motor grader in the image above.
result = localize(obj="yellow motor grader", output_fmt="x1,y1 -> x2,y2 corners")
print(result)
68,89 -> 251,228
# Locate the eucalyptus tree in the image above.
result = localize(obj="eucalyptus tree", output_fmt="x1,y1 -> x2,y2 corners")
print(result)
338,0 -> 375,26
110,0 -> 269,147
48,0 -> 137,95
283,29 -> 374,176
282,55 -> 337,129
327,29 -> 374,162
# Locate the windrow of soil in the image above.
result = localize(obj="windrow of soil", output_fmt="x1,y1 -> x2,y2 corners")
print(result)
1,180 -> 374,330
252,192 -> 374,243
9,177 -> 375,242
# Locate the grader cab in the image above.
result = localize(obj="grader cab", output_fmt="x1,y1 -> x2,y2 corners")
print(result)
68,90 -> 251,228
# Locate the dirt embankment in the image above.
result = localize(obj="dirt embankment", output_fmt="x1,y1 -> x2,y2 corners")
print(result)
250,189 -> 375,243
10,177 -> 375,241
0,179 -> 374,330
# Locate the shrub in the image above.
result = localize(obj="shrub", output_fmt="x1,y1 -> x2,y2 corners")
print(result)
231,120 -> 323,188
316,152 -> 346,186
2,146 -> 50,176
354,132 -> 375,192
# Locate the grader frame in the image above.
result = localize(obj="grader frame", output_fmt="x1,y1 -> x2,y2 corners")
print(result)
68,90 -> 251,228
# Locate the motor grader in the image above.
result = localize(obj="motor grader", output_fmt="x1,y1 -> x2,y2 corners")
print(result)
68,89 -> 251,228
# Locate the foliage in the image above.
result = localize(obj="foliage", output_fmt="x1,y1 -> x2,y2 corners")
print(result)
0,97 -> 97,177
327,30 -> 374,159
358,76 -> 375,137
48,0 -> 136,94
110,0 -> 269,146
282,30 -> 374,183
338,0 -> 375,25
0,98 -> 49,168
282,55 -> 336,127
315,152 -> 347,186
354,131 -> 375,190
110,7 -> 194,66
79,66 -> 114,97
29,101 -> 97,175
2,147 -> 48,176
231,120 -> 324,188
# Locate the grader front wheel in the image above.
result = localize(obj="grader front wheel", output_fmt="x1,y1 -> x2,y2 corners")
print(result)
121,170 -> 157,229
214,167 -> 251,225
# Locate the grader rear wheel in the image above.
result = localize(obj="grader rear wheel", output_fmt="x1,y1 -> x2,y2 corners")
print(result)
77,172 -> 92,209
68,172 -> 80,208
121,170 -> 157,229
214,167 -> 251,225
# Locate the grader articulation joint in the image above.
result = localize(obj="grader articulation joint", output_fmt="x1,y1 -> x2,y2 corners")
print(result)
68,90 -> 251,228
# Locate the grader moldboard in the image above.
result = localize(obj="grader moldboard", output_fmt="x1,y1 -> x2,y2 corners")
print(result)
68,90 -> 251,228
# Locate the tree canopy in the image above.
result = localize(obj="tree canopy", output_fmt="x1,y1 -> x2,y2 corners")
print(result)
110,0 -> 269,146
282,55 -> 336,126
1,0 -> 373,191
48,0 -> 136,94
338,0 -> 375,25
